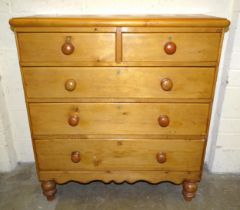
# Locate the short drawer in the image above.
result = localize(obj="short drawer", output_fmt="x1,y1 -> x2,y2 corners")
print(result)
35,139 -> 205,171
29,103 -> 209,136
122,33 -> 221,62
17,33 -> 115,64
23,67 -> 215,100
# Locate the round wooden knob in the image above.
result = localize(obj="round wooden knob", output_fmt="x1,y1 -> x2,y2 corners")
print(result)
71,151 -> 81,163
164,41 -> 176,55
156,152 -> 167,163
62,36 -> 74,55
68,113 -> 79,127
161,78 -> 173,91
158,115 -> 169,127
65,79 -> 76,91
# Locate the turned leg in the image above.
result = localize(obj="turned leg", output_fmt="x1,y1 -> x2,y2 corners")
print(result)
182,180 -> 198,201
41,180 -> 57,201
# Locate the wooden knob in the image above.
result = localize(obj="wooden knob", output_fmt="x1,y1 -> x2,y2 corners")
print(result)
65,79 -> 76,91
71,151 -> 81,163
62,36 -> 74,55
158,115 -> 169,127
164,41 -> 176,55
161,78 -> 173,91
68,113 -> 79,127
156,152 -> 167,163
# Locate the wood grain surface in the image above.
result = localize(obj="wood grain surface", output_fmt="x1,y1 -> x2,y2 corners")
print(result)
23,67 -> 215,100
35,139 -> 205,171
18,33 -> 115,63
9,16 -> 230,199
122,33 -> 221,62
29,103 -> 209,136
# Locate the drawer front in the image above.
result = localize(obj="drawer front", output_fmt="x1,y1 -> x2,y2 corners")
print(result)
122,33 -> 221,62
18,33 -> 115,63
35,139 -> 204,171
23,67 -> 214,100
29,103 -> 209,136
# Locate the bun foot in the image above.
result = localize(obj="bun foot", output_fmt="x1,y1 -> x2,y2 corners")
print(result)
182,180 -> 198,201
41,180 -> 57,201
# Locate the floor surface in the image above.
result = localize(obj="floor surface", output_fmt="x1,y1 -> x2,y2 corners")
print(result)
0,163 -> 240,210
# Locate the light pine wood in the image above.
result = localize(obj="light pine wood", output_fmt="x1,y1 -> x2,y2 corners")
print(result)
199,29 -> 226,174
115,27 -> 122,63
39,171 -> 201,184
182,180 -> 198,201
27,98 -> 212,103
122,33 -> 221,62
19,60 -> 217,67
29,103 -> 209,136
33,134 -> 206,140
41,180 -> 57,201
35,139 -> 205,171
10,15 -> 230,201
121,27 -> 223,33
12,27 -> 117,33
23,67 -> 215,100
9,15 -> 230,28
13,26 -> 223,33
17,33 -> 115,63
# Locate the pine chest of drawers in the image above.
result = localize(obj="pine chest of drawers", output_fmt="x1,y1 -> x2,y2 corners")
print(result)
10,15 -> 229,201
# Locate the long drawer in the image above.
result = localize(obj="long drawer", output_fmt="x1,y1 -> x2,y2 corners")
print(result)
122,33 -> 221,62
29,103 -> 209,136
23,67 -> 215,100
35,139 -> 205,171
17,33 -> 115,63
